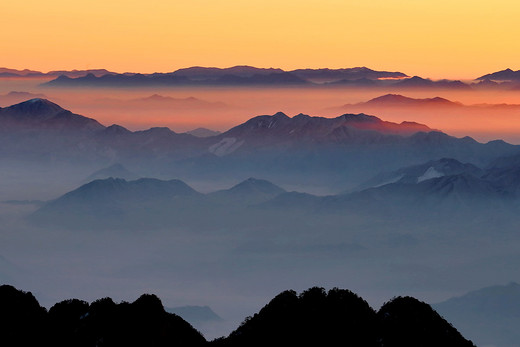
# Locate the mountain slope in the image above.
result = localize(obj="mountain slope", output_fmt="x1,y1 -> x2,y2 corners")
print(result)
392,76 -> 471,89
378,296 -> 474,347
1,99 -> 518,194
185,128 -> 222,138
216,112 -> 432,149
84,163 -> 139,182
171,65 -> 285,79
219,287 -> 474,347
208,178 -> 286,205
476,68 -> 520,81
356,158 -> 484,190
30,178 -> 203,228
290,66 -> 408,82
433,282 -> 520,347
0,98 -> 105,133
359,94 -> 462,107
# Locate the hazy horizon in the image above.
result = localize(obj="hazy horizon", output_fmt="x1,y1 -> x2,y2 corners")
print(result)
2,1 -> 520,345
2,77 -> 520,144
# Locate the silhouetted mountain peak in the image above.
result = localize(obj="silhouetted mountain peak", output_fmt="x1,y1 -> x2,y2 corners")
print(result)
132,293 -> 165,314
6,98 -> 64,116
476,68 -> 520,81
229,177 -> 286,195
209,178 -> 286,204
172,65 -> 285,79
0,98 -> 105,132
293,113 -> 310,120
184,127 -> 221,137
365,94 -> 459,107
273,111 -> 289,118
379,296 -> 475,347
103,124 -> 132,135
144,93 -> 167,101
85,163 -> 138,182
339,113 -> 380,123
49,177 -> 199,206
368,94 -> 410,103
391,76 -> 472,89
237,112 -> 291,130
137,127 -> 177,136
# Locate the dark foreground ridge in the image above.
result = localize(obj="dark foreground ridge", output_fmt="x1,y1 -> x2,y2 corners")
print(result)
0,284 -> 474,347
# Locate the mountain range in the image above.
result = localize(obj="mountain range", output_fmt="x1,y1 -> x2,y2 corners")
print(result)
0,67 -> 117,78
36,70 -> 511,89
0,284 -> 475,347
335,93 -> 520,111
30,152 -> 520,229
2,98 -> 519,194
2,65 -> 408,86
4,65 -> 520,89
0,98 -> 104,133
42,70 -> 476,89
476,68 -> 520,82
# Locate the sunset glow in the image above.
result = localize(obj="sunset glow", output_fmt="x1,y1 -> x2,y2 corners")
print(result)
2,0 -> 520,79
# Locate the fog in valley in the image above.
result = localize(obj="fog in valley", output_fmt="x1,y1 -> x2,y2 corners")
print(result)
1,77 -> 520,345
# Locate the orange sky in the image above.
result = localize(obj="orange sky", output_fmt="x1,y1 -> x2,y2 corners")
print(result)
2,0 -> 520,79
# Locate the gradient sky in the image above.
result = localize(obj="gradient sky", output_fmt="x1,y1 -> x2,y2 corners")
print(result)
2,0 -> 519,79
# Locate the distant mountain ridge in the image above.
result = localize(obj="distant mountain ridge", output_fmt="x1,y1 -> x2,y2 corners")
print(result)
41,68 -> 474,89
335,157 -> 520,210
30,177 -> 287,228
3,98 -> 520,195
476,68 -> 520,81
6,65 -> 520,89
185,128 -> 222,138
31,65 -> 422,88
218,111 -> 433,147
360,94 -> 462,107
84,163 -> 139,182
0,98 -> 104,133
4,65 -> 408,85
356,158 -> 484,189
171,66 -> 285,79
0,91 -> 48,106
30,154 -> 520,229
391,76 -> 471,89
330,94 -> 520,115
0,67 -> 117,78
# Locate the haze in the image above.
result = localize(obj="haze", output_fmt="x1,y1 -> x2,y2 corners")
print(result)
2,78 -> 520,143
2,0 -> 520,345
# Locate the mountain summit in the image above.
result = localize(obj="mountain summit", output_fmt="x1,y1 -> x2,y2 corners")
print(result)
476,68 -> 520,81
0,98 -> 105,132
219,112 -> 432,146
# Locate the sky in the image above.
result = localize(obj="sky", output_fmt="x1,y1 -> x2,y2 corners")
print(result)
2,0 -> 520,79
